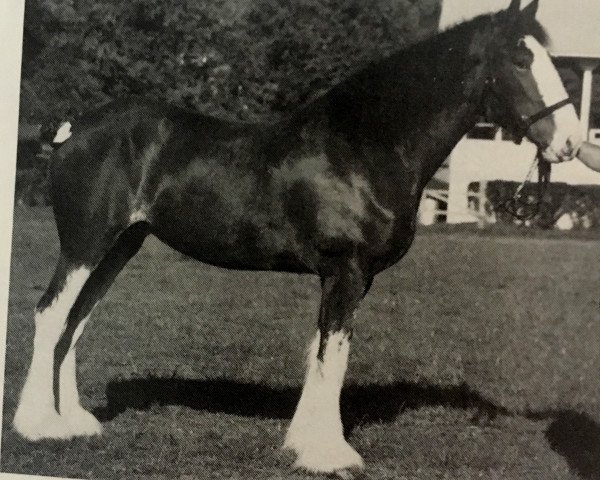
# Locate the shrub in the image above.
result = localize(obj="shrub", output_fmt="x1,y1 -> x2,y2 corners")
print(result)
484,181 -> 600,230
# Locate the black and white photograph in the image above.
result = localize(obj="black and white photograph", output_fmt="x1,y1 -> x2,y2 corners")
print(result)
1,0 -> 600,479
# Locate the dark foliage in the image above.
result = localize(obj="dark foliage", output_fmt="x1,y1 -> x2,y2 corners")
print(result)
19,0 -> 441,124
485,180 -> 600,229
15,0 -> 442,204
16,0 -> 442,205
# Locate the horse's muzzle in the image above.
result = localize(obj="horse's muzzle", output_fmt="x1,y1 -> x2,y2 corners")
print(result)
541,135 -> 582,163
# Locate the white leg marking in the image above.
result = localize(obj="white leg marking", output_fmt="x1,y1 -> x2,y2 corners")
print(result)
129,209 -> 147,224
13,267 -> 99,440
59,316 -> 102,436
52,121 -> 72,144
284,331 -> 364,473
524,36 -> 582,159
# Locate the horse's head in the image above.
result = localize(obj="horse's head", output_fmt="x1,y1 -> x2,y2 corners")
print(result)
477,0 -> 581,162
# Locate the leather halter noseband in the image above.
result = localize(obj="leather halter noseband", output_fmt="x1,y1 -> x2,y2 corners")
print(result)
484,75 -> 573,144
513,97 -> 573,143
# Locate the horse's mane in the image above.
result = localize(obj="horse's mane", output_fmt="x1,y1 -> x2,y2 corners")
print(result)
353,7 -> 549,91
438,8 -> 548,46
289,7 -> 550,132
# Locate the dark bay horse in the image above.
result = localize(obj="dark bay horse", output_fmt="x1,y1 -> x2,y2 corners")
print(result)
14,0 -> 581,475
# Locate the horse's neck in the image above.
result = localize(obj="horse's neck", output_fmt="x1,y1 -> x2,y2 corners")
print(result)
296,25 -> 488,182
362,39 -> 484,181
402,98 -> 480,184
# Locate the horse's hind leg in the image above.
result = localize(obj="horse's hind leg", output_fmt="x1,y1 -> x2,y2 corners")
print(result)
14,223 -> 148,440
13,257 -> 91,439
284,256 -> 370,475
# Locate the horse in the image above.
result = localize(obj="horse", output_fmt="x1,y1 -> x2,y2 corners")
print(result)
13,0 -> 582,476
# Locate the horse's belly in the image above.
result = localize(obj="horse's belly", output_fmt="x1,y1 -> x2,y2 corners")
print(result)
144,152 -> 400,273
147,183 -> 313,272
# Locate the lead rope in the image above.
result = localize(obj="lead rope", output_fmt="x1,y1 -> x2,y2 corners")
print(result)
494,151 -> 551,221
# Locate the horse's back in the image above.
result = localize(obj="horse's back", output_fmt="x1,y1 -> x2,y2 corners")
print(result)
49,98 -> 292,267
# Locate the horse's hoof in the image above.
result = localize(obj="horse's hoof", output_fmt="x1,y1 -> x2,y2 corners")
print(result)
13,408 -> 73,441
332,466 -> 366,480
289,439 -> 365,476
14,403 -> 102,441
66,407 -> 103,437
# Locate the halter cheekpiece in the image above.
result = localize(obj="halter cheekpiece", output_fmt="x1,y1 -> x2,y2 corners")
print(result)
513,97 -> 573,143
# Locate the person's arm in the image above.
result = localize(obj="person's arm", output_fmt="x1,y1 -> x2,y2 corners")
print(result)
577,141 -> 600,173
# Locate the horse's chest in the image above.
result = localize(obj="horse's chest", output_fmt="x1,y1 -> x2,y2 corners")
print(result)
310,172 -> 395,244
273,154 -> 412,256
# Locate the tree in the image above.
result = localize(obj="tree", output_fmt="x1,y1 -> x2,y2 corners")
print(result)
19,0 -> 442,124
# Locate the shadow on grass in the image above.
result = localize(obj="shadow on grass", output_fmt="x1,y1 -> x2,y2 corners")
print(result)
94,377 -> 507,431
529,410 -> 600,480
94,376 -> 600,479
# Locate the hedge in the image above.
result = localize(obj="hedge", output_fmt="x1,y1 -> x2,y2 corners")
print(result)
483,180 -> 600,229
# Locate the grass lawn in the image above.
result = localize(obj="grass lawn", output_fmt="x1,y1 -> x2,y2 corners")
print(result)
2,206 -> 600,480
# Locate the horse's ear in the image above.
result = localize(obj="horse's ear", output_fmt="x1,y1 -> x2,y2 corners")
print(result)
521,0 -> 539,19
507,0 -> 521,20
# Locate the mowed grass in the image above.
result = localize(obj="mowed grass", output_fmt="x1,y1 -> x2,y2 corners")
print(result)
2,206 -> 600,480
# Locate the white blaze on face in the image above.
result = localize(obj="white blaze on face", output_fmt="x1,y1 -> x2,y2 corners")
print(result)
523,36 -> 582,162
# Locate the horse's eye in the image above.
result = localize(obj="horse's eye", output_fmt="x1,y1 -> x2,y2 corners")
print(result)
513,59 -> 530,70
512,44 -> 533,71
512,51 -> 532,70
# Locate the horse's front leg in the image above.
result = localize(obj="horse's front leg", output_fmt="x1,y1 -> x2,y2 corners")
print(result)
284,257 -> 369,475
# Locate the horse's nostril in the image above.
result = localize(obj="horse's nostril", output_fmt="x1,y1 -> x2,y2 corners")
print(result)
564,147 -> 574,158
561,137 -> 582,159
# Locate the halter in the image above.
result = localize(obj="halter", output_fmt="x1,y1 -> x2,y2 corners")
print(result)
495,151 -> 551,221
505,97 -> 573,220
484,86 -> 572,222
512,97 -> 573,143
484,75 -> 574,143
